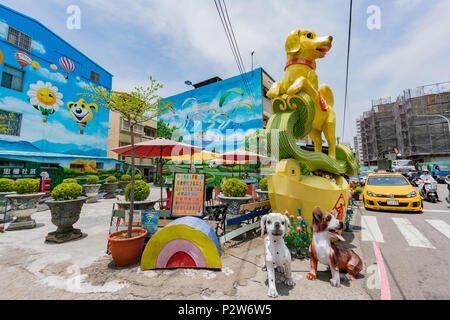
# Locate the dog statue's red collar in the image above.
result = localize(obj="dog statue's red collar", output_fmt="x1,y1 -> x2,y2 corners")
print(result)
284,58 -> 315,71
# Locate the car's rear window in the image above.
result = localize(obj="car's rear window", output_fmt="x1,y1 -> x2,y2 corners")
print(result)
367,176 -> 409,186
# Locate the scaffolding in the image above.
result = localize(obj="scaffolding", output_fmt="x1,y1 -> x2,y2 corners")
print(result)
359,81 -> 450,164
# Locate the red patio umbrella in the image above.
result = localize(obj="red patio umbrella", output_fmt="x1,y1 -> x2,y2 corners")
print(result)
111,138 -> 204,203
215,149 -> 269,178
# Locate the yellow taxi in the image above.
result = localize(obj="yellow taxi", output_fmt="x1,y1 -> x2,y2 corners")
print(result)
363,172 -> 422,212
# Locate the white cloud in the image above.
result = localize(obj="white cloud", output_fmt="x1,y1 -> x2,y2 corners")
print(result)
0,19 -> 8,40
31,40 -> 46,54
35,67 -> 67,84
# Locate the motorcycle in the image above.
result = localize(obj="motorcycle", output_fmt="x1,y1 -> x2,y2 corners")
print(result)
446,183 -> 450,204
418,179 -> 439,203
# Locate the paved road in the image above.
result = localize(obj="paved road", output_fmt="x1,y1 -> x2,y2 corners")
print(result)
356,183 -> 450,299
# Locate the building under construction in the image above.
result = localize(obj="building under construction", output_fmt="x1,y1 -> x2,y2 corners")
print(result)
357,81 -> 450,166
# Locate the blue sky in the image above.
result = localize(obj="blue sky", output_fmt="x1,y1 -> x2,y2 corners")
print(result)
2,0 -> 449,146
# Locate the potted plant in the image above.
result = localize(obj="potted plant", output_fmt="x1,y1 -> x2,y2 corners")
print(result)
62,178 -> 78,184
6,178 -> 45,230
45,182 -> 87,243
0,178 -> 15,223
83,175 -> 100,203
352,186 -> 363,200
104,176 -> 118,199
256,177 -> 269,201
218,178 -> 252,217
118,174 -> 131,195
117,180 -> 154,211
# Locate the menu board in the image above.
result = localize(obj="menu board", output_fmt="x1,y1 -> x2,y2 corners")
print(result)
171,173 -> 205,217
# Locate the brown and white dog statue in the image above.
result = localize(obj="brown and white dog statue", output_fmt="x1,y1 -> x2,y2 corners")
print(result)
307,206 -> 363,287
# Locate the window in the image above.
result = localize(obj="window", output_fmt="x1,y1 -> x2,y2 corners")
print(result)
0,109 -> 22,136
90,70 -> 100,83
144,127 -> 156,137
1,64 -> 25,92
7,27 -> 32,51
96,162 -> 104,170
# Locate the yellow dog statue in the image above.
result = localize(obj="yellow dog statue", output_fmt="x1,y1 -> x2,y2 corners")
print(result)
267,29 -> 337,159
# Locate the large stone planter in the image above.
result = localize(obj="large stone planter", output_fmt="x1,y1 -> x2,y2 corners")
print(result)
0,191 -> 15,223
83,184 -> 101,203
118,181 -> 130,195
45,196 -> 88,243
116,200 -> 156,212
217,194 -> 252,216
104,182 -> 118,199
256,189 -> 269,201
6,192 -> 46,230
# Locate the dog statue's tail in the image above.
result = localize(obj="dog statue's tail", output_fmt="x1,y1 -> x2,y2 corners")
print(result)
318,84 -> 334,108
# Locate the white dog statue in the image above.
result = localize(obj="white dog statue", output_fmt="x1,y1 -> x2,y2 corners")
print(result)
261,212 -> 295,298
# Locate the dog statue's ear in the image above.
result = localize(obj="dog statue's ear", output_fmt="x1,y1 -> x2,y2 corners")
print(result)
284,215 -> 291,230
285,29 -> 301,54
331,209 -> 338,218
261,214 -> 267,236
313,207 -> 322,222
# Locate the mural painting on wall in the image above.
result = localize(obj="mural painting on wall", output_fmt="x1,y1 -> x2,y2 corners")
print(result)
158,68 -> 263,153
0,18 -> 110,158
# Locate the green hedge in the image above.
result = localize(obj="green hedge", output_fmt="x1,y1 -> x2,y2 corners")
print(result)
13,178 -> 40,194
125,180 -> 150,202
259,178 -> 268,191
222,178 -> 248,197
106,176 -> 118,183
86,175 -> 99,184
51,183 -> 83,201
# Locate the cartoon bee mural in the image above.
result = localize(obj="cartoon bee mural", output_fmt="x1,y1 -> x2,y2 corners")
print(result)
67,98 -> 98,135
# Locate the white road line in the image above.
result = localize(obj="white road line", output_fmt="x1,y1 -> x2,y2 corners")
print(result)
426,219 -> 450,239
422,209 -> 450,213
361,215 -> 384,242
392,217 -> 435,249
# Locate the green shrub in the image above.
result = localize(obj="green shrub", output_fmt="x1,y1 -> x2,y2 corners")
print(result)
0,178 -> 15,192
125,180 -> 150,202
121,174 -> 131,181
222,178 -> 248,197
51,183 -> 83,201
135,174 -> 142,180
86,175 -> 99,184
62,178 -> 78,184
106,176 -> 118,183
354,186 -> 363,195
13,178 -> 40,194
259,178 -> 268,191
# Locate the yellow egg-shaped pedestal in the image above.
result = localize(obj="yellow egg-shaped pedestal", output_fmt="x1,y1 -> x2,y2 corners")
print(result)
268,159 -> 349,227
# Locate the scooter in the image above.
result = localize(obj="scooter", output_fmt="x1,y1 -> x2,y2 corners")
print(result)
446,183 -> 449,204
418,179 -> 439,203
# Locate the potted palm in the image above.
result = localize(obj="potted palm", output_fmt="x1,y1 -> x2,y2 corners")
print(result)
104,176 -> 118,199
256,177 -> 269,201
6,178 -> 45,230
218,178 -> 252,217
83,175 -> 100,203
45,182 -> 87,243
0,178 -> 15,223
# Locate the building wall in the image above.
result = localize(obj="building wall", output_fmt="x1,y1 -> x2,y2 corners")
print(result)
0,5 -> 113,162
158,68 -> 263,153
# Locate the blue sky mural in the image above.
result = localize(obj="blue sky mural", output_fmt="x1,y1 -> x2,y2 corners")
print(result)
159,68 -> 263,152
0,12 -> 111,158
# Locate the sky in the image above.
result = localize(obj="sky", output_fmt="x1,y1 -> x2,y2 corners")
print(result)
2,0 -> 449,146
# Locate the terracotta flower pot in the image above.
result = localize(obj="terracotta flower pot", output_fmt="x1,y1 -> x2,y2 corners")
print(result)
107,228 -> 148,267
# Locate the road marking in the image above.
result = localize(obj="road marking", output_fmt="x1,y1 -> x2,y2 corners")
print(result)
392,217 -> 435,248
372,242 -> 391,300
361,215 -> 384,242
426,219 -> 450,239
422,209 -> 450,213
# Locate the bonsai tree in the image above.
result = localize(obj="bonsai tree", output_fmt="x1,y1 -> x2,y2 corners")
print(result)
125,180 -> 150,202
106,176 -> 118,183
51,183 -> 83,201
121,174 -> 131,181
62,178 -> 78,184
259,178 -> 268,191
14,178 -> 40,194
82,76 -> 172,238
222,178 -> 248,198
0,178 -> 15,192
86,175 -> 99,185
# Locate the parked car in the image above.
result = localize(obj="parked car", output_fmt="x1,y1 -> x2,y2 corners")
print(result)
363,172 -> 422,213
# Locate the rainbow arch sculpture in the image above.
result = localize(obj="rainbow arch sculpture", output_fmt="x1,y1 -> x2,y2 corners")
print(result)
140,216 -> 221,270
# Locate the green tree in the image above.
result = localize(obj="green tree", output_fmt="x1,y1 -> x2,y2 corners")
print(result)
157,118 -> 177,139
81,76 -> 173,238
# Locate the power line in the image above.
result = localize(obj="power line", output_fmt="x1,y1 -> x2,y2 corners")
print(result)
213,0 -> 256,106
342,0 -> 353,142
